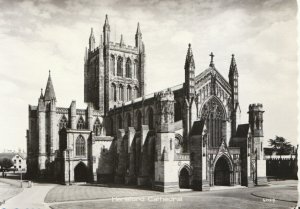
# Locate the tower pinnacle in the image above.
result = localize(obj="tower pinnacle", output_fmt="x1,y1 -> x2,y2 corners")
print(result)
44,70 -> 56,101
209,52 -> 215,67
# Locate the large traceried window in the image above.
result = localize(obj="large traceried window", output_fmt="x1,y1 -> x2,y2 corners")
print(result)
136,110 -> 142,131
147,108 -> 154,130
201,97 -> 226,147
125,58 -> 132,78
174,101 -> 182,122
59,115 -> 68,130
77,116 -> 85,130
110,55 -> 115,76
117,56 -> 123,76
134,60 -> 138,79
76,135 -> 85,156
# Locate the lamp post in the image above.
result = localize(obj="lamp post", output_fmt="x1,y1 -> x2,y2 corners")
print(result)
66,148 -> 72,185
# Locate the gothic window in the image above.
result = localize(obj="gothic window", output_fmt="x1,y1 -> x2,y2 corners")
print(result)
125,58 -> 132,78
77,116 -> 85,129
111,83 -> 117,101
134,60 -> 138,79
93,118 -> 102,136
117,56 -> 123,76
127,85 -> 132,101
174,100 -> 182,122
133,86 -> 139,99
119,84 -> 124,101
76,135 -> 85,156
201,97 -> 225,147
147,107 -> 154,130
110,55 -> 115,76
136,111 -> 142,131
59,115 -> 68,130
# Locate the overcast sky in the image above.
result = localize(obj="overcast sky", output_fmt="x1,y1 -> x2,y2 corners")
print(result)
0,0 -> 297,151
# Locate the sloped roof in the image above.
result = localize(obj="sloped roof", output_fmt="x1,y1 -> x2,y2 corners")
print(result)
44,72 -> 56,101
235,124 -> 250,138
190,120 -> 205,136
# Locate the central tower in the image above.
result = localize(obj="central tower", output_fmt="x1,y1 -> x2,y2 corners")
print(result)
84,15 -> 146,114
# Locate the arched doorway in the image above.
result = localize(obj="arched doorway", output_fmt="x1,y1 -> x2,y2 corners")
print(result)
179,167 -> 190,188
74,162 -> 88,182
214,156 -> 230,186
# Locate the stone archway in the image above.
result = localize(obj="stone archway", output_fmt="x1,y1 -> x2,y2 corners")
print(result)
179,167 -> 190,188
214,156 -> 230,186
74,162 -> 88,182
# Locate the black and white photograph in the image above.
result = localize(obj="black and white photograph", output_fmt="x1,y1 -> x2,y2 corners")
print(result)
0,0 -> 298,208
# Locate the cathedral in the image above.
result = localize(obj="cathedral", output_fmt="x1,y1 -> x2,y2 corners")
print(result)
26,15 -> 267,192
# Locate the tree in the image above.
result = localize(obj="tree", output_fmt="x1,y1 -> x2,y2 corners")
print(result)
0,158 -> 14,177
268,136 -> 294,155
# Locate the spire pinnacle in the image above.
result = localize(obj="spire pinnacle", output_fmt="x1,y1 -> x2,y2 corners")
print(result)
40,88 -> 44,99
136,22 -> 141,35
209,52 -> 215,67
44,70 -> 56,101
103,14 -> 110,33
184,43 -> 195,69
120,34 -> 124,46
229,53 -> 238,76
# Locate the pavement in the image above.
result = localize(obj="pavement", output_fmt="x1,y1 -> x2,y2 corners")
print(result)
47,180 -> 299,209
0,177 -> 55,209
0,177 -> 298,209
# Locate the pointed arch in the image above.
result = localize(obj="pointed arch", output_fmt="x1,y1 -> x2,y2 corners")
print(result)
75,135 -> 85,156
111,83 -> 117,101
200,96 -> 226,147
127,85 -> 132,101
117,56 -> 123,76
59,115 -> 68,130
77,116 -> 85,130
119,84 -> 124,101
93,117 -> 102,136
125,58 -> 132,78
110,55 -> 115,76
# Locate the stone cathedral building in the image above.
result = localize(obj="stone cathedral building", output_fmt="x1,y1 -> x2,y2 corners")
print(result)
26,15 -> 267,192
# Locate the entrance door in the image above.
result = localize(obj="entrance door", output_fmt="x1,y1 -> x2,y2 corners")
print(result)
214,157 -> 230,186
74,162 -> 88,182
179,167 -> 190,188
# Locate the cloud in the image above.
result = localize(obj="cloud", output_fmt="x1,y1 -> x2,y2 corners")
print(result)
0,0 -> 297,150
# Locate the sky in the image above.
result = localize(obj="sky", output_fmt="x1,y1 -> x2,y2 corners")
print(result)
0,0 -> 298,151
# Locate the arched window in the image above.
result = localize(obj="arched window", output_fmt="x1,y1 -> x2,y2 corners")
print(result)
201,97 -> 226,147
136,111 -> 142,131
110,55 -> 115,76
125,58 -> 132,78
93,118 -> 102,136
126,113 -> 131,127
77,116 -> 85,129
59,115 -> 68,130
118,115 -> 123,129
174,101 -> 182,122
127,85 -> 132,101
117,56 -> 123,76
111,83 -> 117,101
76,135 -> 85,156
134,86 -> 139,99
119,84 -> 124,101
134,60 -> 138,79
147,108 -> 154,130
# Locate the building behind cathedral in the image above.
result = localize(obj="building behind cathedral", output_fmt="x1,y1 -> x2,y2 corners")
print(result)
26,15 -> 267,192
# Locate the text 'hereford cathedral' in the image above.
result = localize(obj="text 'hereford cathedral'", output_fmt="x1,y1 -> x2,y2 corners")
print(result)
26,15 -> 267,192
